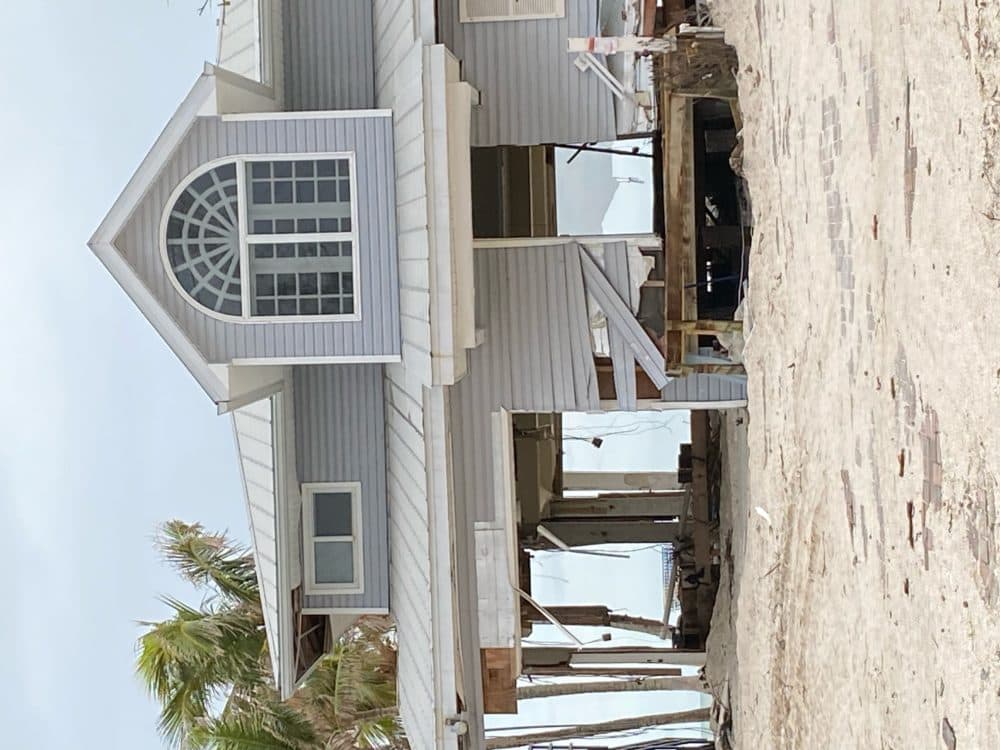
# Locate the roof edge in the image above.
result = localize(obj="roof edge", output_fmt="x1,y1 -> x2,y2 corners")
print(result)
87,69 -> 227,402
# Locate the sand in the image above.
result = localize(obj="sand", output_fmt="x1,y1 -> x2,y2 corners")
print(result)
703,1 -> 1000,747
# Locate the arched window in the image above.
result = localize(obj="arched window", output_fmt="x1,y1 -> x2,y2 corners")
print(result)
165,164 -> 243,315
163,156 -> 358,320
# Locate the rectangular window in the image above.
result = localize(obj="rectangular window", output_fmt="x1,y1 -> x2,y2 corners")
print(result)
302,483 -> 363,594
459,0 -> 565,23
245,158 -> 358,319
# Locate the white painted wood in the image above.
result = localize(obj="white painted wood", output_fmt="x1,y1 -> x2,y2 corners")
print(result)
221,109 -> 393,121
217,0 -> 260,80
374,0 -> 464,739
475,411 -> 519,649
579,245 -> 669,390
231,355 -> 402,366
233,397 -> 282,685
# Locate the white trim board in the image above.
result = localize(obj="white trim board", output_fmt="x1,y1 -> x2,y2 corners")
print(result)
231,354 -> 401,366
222,108 -> 393,121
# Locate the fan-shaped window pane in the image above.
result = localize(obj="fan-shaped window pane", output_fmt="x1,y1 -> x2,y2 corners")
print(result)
165,164 -> 242,316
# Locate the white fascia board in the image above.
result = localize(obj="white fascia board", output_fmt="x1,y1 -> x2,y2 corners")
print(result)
272,388 -> 299,700
425,45 -> 477,387
423,387 -> 462,748
87,69 -> 229,404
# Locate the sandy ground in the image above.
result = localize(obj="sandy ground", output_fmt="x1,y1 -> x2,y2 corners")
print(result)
704,1 -> 1000,748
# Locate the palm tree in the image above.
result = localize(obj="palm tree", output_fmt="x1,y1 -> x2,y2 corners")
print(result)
136,520 -> 405,750
291,618 -> 406,749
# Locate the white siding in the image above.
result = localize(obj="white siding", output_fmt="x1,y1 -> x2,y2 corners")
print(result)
232,398 -> 282,683
374,2 -> 470,748
439,0 -> 616,145
218,0 -> 260,80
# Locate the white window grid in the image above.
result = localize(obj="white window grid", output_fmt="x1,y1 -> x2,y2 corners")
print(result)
302,482 -> 364,595
160,153 -> 361,323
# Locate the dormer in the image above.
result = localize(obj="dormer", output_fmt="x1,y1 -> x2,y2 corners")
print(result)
89,65 -> 399,405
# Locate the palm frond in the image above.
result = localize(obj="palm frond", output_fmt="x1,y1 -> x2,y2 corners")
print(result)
156,520 -> 260,604
141,522 -> 408,749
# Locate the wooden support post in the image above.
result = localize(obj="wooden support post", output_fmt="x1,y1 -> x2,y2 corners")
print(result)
567,36 -> 676,54
689,411 -> 714,637
481,648 -> 518,714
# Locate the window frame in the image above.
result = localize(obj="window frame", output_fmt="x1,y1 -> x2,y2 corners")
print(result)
301,482 -> 365,595
160,152 -> 361,324
459,0 -> 565,23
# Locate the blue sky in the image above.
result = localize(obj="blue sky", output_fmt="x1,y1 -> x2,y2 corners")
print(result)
0,4 -> 697,748
0,4 -> 246,748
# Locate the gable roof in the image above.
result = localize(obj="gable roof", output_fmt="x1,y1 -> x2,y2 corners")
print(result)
87,64 -> 279,405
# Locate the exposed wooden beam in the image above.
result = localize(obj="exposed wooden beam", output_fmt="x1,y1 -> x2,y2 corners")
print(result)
547,493 -> 687,520
563,471 -> 682,492
524,645 -> 706,669
521,604 -> 666,638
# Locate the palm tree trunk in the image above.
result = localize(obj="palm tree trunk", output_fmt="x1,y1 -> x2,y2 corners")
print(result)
516,675 -> 706,700
484,707 -> 711,749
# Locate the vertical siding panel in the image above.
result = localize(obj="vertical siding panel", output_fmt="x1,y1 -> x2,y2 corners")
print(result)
438,0 -> 615,146
451,243 -> 599,523
282,0 -> 375,111
295,364 -> 388,610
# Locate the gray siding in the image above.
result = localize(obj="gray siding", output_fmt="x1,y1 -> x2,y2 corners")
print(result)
293,364 -> 389,610
115,114 -> 400,363
282,0 -> 376,110
662,373 -> 748,403
452,243 -> 599,522
438,0 -> 616,146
